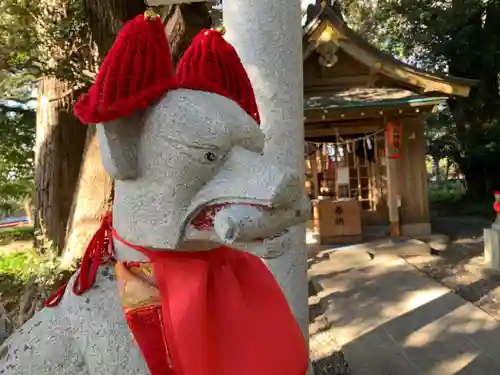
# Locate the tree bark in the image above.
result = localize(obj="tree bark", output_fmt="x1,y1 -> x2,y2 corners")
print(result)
61,127 -> 113,267
35,77 -> 87,253
61,0 -> 212,265
433,157 -> 441,182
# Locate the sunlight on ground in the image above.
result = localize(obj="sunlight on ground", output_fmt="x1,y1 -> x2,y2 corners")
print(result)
403,288 -> 446,311
378,287 -> 447,321
309,247 -> 500,373
0,241 -> 33,256
427,353 -> 478,375
306,229 -> 318,244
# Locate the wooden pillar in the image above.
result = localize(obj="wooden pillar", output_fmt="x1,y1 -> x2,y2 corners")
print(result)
311,152 -> 320,198
385,130 -> 400,237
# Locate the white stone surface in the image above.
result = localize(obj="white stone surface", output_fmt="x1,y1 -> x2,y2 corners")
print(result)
484,228 -> 500,271
97,89 -> 308,261
0,266 -> 150,375
223,0 -> 311,372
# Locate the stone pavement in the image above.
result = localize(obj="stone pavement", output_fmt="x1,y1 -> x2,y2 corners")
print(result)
308,245 -> 500,375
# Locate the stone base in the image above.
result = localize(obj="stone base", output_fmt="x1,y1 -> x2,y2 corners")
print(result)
463,256 -> 500,278
401,222 -> 431,237
415,233 -> 450,253
484,228 -> 500,271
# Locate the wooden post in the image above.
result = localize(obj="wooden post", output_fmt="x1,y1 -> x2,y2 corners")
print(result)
311,153 -> 320,198
385,130 -> 400,237
355,141 -> 362,200
333,142 -> 340,198
363,136 -> 374,211
373,135 -> 382,208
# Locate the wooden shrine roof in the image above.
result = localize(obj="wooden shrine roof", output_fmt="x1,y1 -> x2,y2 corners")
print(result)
304,88 -> 446,112
303,5 -> 478,98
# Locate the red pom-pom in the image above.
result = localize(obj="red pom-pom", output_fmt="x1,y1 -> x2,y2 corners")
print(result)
74,13 -> 174,124
174,29 -> 261,125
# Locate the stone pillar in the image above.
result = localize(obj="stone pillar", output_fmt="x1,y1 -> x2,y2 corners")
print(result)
485,192 -> 500,270
223,0 -> 311,371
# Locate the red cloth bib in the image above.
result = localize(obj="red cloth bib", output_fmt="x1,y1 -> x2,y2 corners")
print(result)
46,215 -> 309,375
137,247 -> 308,375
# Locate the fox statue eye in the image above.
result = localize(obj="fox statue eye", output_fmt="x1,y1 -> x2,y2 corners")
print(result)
204,151 -> 217,162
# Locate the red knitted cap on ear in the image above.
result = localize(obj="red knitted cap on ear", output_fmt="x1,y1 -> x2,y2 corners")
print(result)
174,29 -> 261,125
74,12 -> 174,124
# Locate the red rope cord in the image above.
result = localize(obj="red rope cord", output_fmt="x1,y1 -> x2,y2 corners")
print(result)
44,213 -> 115,307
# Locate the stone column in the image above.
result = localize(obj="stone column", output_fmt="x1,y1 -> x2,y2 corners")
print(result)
223,0 -> 311,371
485,192 -> 500,271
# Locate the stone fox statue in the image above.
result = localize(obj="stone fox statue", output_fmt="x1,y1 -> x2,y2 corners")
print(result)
0,12 -> 310,375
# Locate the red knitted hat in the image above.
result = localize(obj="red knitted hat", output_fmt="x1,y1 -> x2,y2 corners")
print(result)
173,29 -> 261,125
74,11 -> 174,124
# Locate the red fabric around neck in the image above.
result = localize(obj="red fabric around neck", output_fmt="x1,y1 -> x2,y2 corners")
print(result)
46,214 -> 309,375
143,247 -> 308,375
113,232 -> 309,375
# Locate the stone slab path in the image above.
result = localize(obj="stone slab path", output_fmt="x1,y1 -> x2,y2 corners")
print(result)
308,247 -> 500,375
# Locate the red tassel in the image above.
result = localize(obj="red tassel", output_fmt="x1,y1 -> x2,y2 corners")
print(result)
44,213 -> 115,307
44,284 -> 67,308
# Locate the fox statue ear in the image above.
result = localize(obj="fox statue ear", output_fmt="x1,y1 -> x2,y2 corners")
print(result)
73,12 -> 174,180
96,115 -> 143,180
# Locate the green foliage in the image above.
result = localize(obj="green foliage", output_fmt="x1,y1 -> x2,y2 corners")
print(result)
0,219 -> 71,313
0,250 -> 37,285
425,108 -> 455,161
0,0 -> 94,91
342,0 -> 500,198
0,104 -> 35,215
0,226 -> 34,245
0,109 -> 35,174
0,1 -> 95,214
429,180 -> 466,205
429,180 -> 494,217
0,246 -> 66,312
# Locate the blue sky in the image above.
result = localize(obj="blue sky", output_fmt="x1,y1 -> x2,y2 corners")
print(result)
302,0 -> 315,10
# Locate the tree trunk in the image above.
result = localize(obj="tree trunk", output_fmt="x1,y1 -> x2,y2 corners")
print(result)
444,159 -> 451,181
433,157 -> 441,182
35,77 -> 87,253
23,198 -> 32,225
459,158 -> 494,199
61,127 -> 113,267
61,0 -> 212,265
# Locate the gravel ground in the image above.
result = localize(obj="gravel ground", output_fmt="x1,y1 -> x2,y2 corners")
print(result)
312,353 -> 352,375
402,215 -> 500,322
309,280 -> 353,375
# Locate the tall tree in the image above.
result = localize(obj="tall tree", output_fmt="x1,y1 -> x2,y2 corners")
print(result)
340,0 -> 500,198
34,0 -> 93,253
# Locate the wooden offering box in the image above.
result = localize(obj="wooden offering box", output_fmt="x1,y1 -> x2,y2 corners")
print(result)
312,198 -> 362,244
